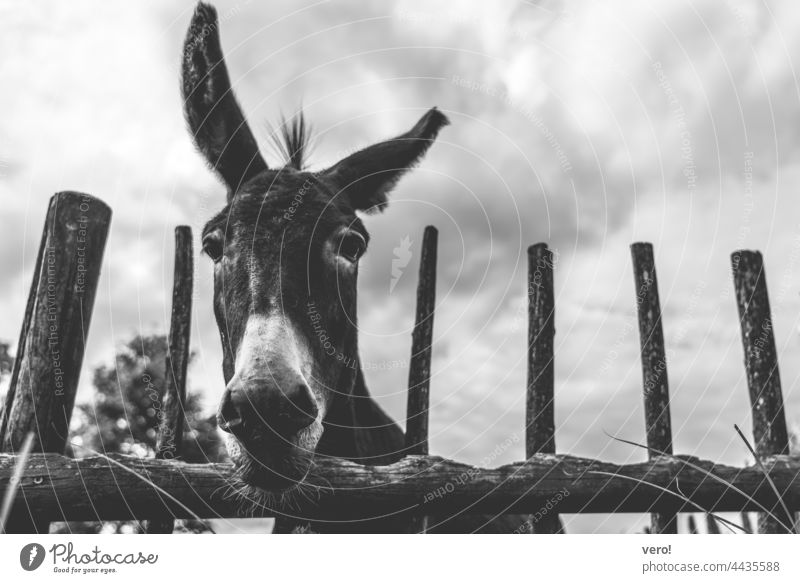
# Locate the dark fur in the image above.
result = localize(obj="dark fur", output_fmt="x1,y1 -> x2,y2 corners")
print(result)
184,2 -> 518,533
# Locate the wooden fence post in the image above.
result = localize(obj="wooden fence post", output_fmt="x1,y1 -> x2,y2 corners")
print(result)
146,226 -> 193,534
526,243 -> 563,534
630,243 -> 677,534
405,226 -> 437,533
0,192 -> 111,533
731,250 -> 792,534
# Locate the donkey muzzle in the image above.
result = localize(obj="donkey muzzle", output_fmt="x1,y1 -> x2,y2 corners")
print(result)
218,375 -> 318,440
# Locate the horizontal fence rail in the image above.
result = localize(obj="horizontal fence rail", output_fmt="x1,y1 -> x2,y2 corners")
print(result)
1,453 -> 798,523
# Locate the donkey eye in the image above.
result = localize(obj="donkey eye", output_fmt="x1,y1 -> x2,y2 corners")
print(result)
202,231 -> 225,262
338,231 -> 366,263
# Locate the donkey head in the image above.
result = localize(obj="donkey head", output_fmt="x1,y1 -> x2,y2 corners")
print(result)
182,3 -> 448,492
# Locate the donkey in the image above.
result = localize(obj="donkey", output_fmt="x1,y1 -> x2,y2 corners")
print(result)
182,3 -> 517,533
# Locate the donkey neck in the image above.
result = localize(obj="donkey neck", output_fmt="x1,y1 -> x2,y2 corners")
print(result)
317,363 -> 405,466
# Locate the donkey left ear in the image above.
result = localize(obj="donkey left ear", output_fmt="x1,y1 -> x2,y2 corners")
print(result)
320,108 -> 449,213
182,2 -> 268,196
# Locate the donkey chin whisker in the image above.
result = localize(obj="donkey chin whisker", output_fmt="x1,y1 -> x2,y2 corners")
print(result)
301,459 -> 333,495
231,477 -> 313,517
213,482 -> 239,502
226,449 -> 318,518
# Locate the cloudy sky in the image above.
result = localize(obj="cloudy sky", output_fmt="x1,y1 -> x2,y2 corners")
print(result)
2,0 -> 800,533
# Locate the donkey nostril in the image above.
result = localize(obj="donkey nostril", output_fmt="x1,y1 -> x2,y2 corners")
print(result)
222,379 -> 318,438
217,389 -> 244,434
219,417 -> 244,434
281,383 -> 318,432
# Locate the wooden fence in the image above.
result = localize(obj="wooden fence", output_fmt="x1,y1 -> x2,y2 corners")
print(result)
0,192 -> 798,534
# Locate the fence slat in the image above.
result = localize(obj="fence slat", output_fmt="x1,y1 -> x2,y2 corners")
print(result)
0,192 -> 111,533
731,250 -> 792,534
2,453 -> 798,522
405,226 -> 437,533
687,515 -> 698,534
740,511 -> 753,534
146,226 -> 194,534
706,514 -> 720,534
526,243 -> 562,534
630,243 -> 677,534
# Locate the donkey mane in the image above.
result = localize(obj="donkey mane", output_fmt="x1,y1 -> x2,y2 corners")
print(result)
268,112 -> 313,171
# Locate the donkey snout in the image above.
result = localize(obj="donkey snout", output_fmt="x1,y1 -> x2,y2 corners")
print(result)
218,376 -> 318,439
265,380 -> 319,434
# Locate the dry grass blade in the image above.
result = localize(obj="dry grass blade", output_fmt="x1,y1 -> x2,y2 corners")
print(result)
733,424 -> 796,533
72,443 -> 216,533
0,431 -> 35,533
604,430 -> 794,533
673,482 -> 736,534
588,470 -> 746,533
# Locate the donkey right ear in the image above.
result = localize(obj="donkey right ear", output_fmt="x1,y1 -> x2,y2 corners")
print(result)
182,2 -> 267,197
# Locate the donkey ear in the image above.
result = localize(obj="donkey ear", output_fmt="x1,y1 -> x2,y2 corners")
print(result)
320,108 -> 449,213
182,2 -> 267,196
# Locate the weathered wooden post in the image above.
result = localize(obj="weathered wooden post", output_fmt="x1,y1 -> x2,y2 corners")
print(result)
526,243 -> 562,534
0,192 -> 111,532
146,226 -> 193,534
630,243 -> 677,534
405,226 -> 437,533
731,250 -> 792,534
